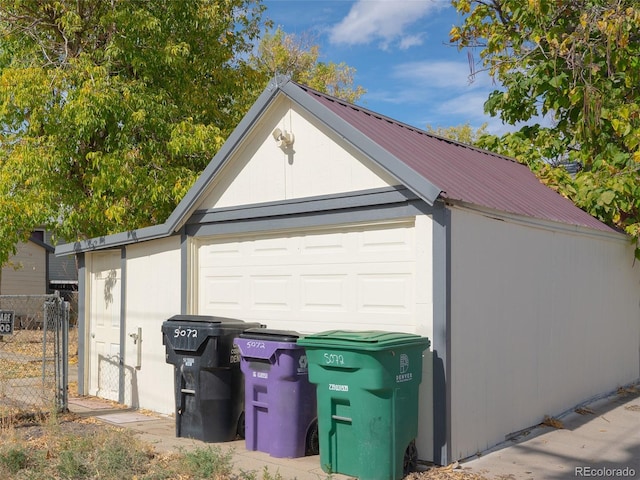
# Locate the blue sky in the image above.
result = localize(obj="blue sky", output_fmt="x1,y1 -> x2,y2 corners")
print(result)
261,0 -> 505,134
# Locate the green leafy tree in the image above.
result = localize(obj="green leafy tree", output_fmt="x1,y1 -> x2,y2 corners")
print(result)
0,0 -> 265,265
427,122 -> 489,145
251,26 -> 365,103
451,0 -> 640,254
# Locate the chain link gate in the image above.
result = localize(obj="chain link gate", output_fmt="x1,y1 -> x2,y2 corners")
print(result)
0,292 -> 71,415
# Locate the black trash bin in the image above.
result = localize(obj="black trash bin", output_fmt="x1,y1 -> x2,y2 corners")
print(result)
161,314 -> 263,442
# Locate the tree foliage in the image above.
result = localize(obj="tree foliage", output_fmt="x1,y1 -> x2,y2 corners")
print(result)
427,122 -> 489,145
451,0 -> 640,254
251,27 -> 365,103
0,0 -> 265,265
0,1 -> 367,267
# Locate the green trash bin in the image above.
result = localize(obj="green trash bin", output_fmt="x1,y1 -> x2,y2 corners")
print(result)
297,330 -> 429,480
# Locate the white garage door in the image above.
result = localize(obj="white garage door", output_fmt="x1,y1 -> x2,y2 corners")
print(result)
196,219 -> 425,334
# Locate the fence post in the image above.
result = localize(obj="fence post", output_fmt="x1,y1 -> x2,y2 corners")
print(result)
60,300 -> 69,411
42,296 -> 49,393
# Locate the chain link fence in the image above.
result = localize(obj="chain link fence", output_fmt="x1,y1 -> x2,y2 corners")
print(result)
0,293 -> 74,416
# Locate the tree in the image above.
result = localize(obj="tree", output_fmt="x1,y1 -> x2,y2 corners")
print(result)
0,0 -> 265,265
251,27 -> 365,103
450,0 -> 640,255
426,122 -> 489,145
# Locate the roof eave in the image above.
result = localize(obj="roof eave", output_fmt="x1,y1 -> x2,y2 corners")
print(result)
55,224 -> 169,256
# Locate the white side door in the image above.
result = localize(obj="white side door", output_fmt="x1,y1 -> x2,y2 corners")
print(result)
88,251 -> 122,402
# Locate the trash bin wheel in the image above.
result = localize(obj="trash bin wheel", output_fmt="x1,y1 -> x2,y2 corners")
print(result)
403,439 -> 418,475
237,411 -> 245,439
305,419 -> 319,456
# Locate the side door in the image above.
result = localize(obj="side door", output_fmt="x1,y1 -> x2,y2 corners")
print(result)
88,251 -> 122,402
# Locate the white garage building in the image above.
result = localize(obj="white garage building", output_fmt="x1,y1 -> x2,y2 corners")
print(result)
57,77 -> 640,464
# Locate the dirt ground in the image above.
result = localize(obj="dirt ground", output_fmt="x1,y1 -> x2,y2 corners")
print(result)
3,411 -> 107,442
405,464 -> 491,480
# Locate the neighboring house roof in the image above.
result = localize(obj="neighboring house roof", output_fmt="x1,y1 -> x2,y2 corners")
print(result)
56,77 -> 617,256
28,233 -> 55,254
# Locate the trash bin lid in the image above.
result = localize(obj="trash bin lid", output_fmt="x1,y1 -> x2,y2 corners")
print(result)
162,315 -> 262,352
165,314 -> 247,325
297,330 -> 430,351
239,328 -> 301,343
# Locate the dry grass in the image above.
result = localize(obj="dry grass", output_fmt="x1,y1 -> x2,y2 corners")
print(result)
574,406 -> 594,415
2,327 -> 78,351
541,415 -> 564,429
617,385 -> 639,397
0,359 -> 46,380
406,463 -> 491,480
0,411 -> 292,480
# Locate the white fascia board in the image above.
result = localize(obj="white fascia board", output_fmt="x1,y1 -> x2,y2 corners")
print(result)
447,200 -> 628,242
55,224 -> 168,256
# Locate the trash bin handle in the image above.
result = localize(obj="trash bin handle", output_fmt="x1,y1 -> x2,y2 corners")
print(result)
331,415 -> 352,423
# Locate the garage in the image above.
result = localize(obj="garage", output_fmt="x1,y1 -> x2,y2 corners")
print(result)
57,76 -> 640,465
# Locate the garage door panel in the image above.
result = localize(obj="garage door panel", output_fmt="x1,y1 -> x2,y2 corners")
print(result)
201,242 -> 243,260
301,231 -> 350,255
201,273 -> 244,310
358,273 -> 413,313
250,275 -> 294,310
360,225 -> 414,252
301,274 -> 349,312
250,237 -> 293,256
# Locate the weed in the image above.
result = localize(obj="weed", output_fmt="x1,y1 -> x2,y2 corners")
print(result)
240,468 -> 259,480
91,429 -> 154,479
57,448 -> 89,479
180,445 -> 236,479
0,445 -> 29,474
541,415 -> 564,429
260,465 -> 285,480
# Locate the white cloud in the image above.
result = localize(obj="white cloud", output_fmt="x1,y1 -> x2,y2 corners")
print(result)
398,34 -> 425,50
392,60 -> 494,89
329,0 -> 441,49
437,91 -> 489,118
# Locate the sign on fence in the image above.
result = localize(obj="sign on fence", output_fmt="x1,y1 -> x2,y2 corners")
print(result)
0,310 -> 14,335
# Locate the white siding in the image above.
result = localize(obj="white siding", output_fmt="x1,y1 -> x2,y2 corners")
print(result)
2,241 -> 47,295
448,206 -> 640,460
199,98 -> 398,209
124,236 -> 182,414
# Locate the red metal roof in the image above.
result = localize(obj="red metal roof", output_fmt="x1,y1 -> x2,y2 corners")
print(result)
299,85 -> 616,234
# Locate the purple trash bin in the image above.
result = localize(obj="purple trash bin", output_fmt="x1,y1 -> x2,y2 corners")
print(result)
235,329 -> 318,458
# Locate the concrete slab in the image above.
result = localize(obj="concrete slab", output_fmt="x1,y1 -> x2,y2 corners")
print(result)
95,411 -> 158,424
68,397 -> 120,410
462,389 -> 640,480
